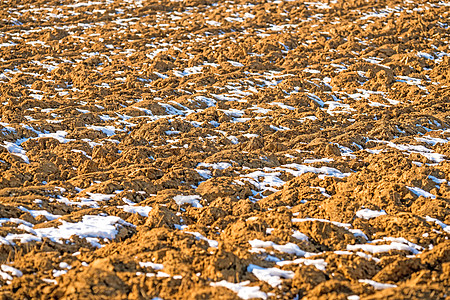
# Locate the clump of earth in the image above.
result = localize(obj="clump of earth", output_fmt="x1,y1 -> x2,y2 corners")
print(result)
0,0 -> 449,299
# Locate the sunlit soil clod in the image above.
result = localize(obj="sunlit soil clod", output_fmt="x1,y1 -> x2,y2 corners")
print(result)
0,0 -> 449,299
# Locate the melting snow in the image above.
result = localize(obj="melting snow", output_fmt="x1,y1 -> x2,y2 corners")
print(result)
33,215 -> 133,246
197,162 -> 232,170
85,125 -> 123,136
359,279 -> 397,290
249,239 -> 305,256
247,264 -> 294,287
347,242 -> 420,254
139,262 -> 164,270
210,280 -> 267,300
277,258 -> 327,271
121,205 -> 153,217
1,142 -> 29,163
425,216 -> 450,233
407,186 -> 436,199
355,209 -> 387,220
173,195 -> 202,208
184,231 -> 218,248
18,206 -> 62,221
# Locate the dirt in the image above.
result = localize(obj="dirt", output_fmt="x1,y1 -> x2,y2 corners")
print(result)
0,0 -> 449,299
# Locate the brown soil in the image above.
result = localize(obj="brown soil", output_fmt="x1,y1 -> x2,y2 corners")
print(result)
0,0 -> 449,299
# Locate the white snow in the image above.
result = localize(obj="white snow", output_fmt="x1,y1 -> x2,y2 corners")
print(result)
206,20 -> 222,26
428,175 -> 446,184
241,171 -> 285,192
195,96 -> 216,107
355,209 -> 387,220
18,206 -> 62,221
359,279 -> 397,290
0,42 -> 16,47
370,237 -> 423,252
292,230 -> 309,241
71,149 -> 92,159
384,142 -> 445,163
303,68 -> 321,74
269,125 -> 290,131
211,280 -> 267,299
1,233 -> 41,245
248,106 -> 271,114
247,264 -> 294,287
0,122 -> 15,133
425,216 -> 450,233
85,125 -> 122,136
42,278 -> 57,285
415,136 -> 448,145
33,215 -> 133,245
417,52 -> 434,60
275,163 -> 351,179
173,66 -> 203,77
121,205 -> 152,217
1,265 -> 23,277
173,195 -> 202,208
219,108 -> 245,117
184,231 -> 218,248
299,116 -> 318,123
53,269 -> 68,277
0,271 -> 12,281
277,258 -> 327,271
0,218 -> 34,227
249,239 -> 305,256
292,217 -> 352,229
407,186 -> 436,199
350,229 -> 369,240
196,169 -> 212,179
139,262 -> 164,270
74,193 -> 116,207
1,142 -> 29,163
347,242 -> 419,254
197,162 -> 232,170
228,61 -> 244,67
37,131 -> 74,143
334,250 -> 380,262
303,158 -> 334,164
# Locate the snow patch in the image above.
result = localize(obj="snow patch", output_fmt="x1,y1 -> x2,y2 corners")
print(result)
173,195 -> 202,208
355,209 -> 386,220
247,264 -> 294,287
210,280 -> 267,299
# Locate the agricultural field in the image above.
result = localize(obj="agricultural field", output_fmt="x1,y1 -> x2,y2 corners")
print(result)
0,0 -> 449,299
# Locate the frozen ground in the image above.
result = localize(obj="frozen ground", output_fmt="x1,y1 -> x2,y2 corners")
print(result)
0,0 -> 449,299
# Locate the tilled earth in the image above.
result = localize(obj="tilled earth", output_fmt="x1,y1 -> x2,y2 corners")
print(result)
0,0 -> 449,299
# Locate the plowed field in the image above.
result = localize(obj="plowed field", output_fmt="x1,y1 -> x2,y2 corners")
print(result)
0,0 -> 449,299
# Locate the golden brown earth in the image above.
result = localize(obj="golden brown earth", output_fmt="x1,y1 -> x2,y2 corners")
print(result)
0,0 -> 449,299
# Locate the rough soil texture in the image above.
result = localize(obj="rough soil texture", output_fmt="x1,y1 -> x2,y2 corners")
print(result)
0,0 -> 450,299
